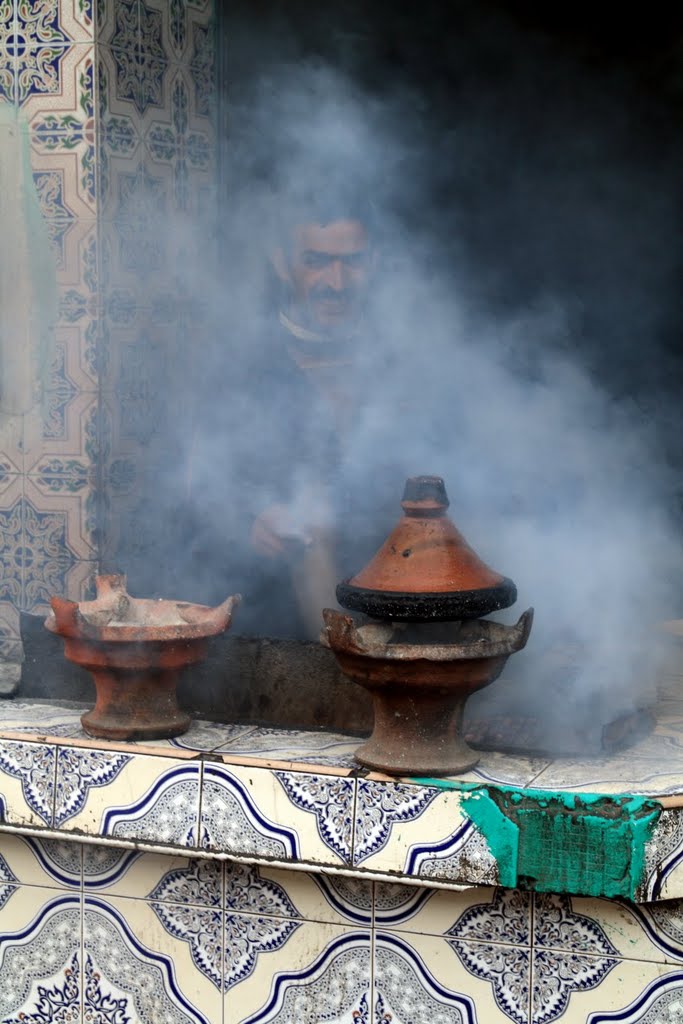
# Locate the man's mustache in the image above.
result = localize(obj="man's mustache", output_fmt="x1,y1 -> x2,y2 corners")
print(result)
310,286 -> 356,303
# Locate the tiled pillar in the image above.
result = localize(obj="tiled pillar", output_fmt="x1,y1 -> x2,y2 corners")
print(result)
0,0 -> 214,686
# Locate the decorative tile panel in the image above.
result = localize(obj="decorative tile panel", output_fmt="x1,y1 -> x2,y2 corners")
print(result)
0,737 -> 55,827
0,892 -> 81,1021
353,779 -> 472,875
200,762 -> 302,860
85,893 -> 222,1021
274,769 -> 355,864
374,932 -> 486,1024
22,41 -> 95,124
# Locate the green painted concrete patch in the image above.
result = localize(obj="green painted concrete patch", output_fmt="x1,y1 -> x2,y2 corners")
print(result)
411,778 -> 661,899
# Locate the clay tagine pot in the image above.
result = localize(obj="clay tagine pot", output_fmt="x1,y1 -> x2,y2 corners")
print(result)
323,475 -> 533,775
45,574 -> 240,741
336,475 -> 517,621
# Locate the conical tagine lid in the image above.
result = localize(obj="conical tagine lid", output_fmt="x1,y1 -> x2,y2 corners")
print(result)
336,475 -> 517,621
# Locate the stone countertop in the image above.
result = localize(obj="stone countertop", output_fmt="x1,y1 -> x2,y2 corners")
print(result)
0,689 -> 682,903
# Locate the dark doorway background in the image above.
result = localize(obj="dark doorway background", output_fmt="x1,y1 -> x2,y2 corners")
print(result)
214,0 -> 682,473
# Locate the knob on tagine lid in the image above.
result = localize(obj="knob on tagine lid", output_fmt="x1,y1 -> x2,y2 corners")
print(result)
336,475 -> 517,621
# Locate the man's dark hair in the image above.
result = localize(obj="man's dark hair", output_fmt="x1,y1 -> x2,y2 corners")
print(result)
277,171 -> 377,245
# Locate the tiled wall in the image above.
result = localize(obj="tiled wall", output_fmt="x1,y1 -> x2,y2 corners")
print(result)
0,832 -> 682,1022
0,0 -> 214,676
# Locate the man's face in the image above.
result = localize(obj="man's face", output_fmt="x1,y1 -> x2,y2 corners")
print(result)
284,219 -> 373,335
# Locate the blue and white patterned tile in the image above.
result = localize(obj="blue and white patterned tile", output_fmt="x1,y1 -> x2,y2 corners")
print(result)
0,888 -> 82,1020
81,841 -> 144,890
85,891 -> 222,1022
143,64 -> 211,210
0,737 -> 56,827
96,0 -> 139,50
225,862 -> 373,929
376,930 -> 511,1024
0,832 -> 82,889
189,15 -> 213,121
19,476 -> 97,576
0,700 -> 86,737
0,418 -> 24,478
582,968 -> 683,1022
224,921 -> 371,1024
0,3 -> 17,106
353,778 -> 477,880
0,481 -> 96,614
531,742 -> 683,796
530,953 -> 683,1024
0,477 -> 26,612
55,747 -> 201,847
375,884 -> 532,947
28,454 -> 94,506
640,807 -> 683,901
534,892 -> 683,969
147,0 -> 213,69
103,0 -> 168,121
212,725 -> 360,768
201,761 -> 313,863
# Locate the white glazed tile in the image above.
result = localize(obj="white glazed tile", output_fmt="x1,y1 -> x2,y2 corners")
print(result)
225,862 -> 373,928
378,929 -> 527,1023
144,721 -> 258,752
201,762 -> 355,867
81,844 -> 219,903
454,751 -> 552,789
641,808 -> 683,901
535,894 -> 683,968
85,891 -> 222,1020
212,725 -> 360,767
531,953 -> 683,1024
531,748 -> 683,796
56,746 -> 201,847
224,920 -> 371,1024
0,700 -> 86,736
375,884 -> 532,945
353,778 -> 473,879
0,832 -> 82,889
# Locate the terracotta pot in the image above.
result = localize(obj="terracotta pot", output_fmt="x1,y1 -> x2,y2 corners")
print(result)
337,475 -> 516,621
45,575 -> 240,741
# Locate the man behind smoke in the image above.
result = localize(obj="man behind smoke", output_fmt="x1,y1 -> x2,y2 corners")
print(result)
228,176 -> 405,639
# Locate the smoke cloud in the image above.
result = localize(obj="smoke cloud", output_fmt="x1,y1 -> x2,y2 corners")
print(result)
120,6 -> 683,729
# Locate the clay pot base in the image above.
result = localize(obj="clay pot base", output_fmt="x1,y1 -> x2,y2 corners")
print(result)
80,670 -> 191,741
354,696 -> 480,775
321,607 -> 534,778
